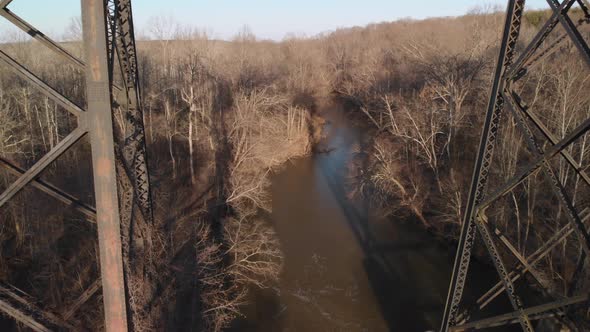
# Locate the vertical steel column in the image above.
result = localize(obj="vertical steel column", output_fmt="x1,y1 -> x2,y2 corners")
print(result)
442,0 -> 590,330
439,1 -> 524,330
81,0 -> 129,331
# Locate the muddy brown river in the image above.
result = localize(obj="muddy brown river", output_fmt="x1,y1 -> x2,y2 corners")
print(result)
233,103 -> 522,332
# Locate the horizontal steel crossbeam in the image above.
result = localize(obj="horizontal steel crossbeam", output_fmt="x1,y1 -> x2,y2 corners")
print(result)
477,117 -> 590,212
0,0 -> 150,330
62,278 -> 102,320
508,90 -> 590,186
0,7 -> 84,68
443,1 -> 590,330
451,293 -> 590,331
0,50 -> 85,117
0,156 -> 96,221
0,282 -> 75,331
0,127 -> 87,209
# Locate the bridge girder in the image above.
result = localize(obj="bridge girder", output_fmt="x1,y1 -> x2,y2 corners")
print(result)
441,0 -> 590,331
0,0 -> 152,331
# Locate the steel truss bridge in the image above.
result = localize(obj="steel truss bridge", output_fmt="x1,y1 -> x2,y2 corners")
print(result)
0,0 -> 152,331
442,0 -> 590,331
0,0 -> 587,331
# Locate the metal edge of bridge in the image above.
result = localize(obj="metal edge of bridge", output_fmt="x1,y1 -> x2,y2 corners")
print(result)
0,0 -> 152,331
441,0 -> 590,331
82,0 -> 128,331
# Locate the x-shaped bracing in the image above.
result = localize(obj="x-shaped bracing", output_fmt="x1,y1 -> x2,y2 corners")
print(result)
441,0 -> 590,331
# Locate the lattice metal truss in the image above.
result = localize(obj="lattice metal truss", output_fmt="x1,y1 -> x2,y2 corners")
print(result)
0,0 -> 152,331
441,0 -> 590,331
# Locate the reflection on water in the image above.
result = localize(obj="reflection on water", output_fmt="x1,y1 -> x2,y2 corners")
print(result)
234,104 -> 518,332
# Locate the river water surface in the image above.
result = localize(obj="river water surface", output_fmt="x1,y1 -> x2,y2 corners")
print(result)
236,103 -> 519,332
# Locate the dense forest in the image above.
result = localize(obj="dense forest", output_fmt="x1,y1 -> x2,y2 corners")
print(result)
0,6 -> 588,331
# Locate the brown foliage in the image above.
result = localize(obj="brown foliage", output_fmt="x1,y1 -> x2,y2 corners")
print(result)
1,6 -> 590,330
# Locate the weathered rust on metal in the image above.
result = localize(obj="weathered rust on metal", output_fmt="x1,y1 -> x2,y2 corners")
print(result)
455,209 -> 590,325
450,293 -> 590,331
0,0 -> 151,329
106,1 -> 157,328
62,279 -> 102,320
0,282 -> 75,331
442,1 -> 590,330
0,5 -> 84,68
440,1 -> 526,329
0,156 -> 96,222
110,0 -> 155,226
0,128 -> 87,209
0,50 -> 84,117
81,0 -> 129,331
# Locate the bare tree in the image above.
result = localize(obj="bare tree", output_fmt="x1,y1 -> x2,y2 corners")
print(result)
63,16 -> 82,42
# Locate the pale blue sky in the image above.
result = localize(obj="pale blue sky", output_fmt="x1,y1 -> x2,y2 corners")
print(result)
5,0 -> 549,40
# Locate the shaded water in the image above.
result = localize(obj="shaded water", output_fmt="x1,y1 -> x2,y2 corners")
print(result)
236,104 -> 520,332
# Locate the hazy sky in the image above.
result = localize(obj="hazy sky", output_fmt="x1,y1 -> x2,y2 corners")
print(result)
5,0 -> 550,41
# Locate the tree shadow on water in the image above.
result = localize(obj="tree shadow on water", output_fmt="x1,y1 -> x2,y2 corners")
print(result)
317,152 -> 443,332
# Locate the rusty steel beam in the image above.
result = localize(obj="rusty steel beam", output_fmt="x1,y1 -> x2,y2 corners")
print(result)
455,313 -> 560,331
0,128 -> 87,209
508,0 -> 575,79
111,0 -> 154,224
451,293 -> 590,331
0,6 -> 84,68
0,50 -> 85,117
62,278 -> 102,320
503,90 -> 590,256
440,1 -> 526,330
515,0 -> 590,76
81,0 -> 129,330
508,90 -> 590,187
0,283 -> 75,331
452,209 -> 590,325
547,0 -> 590,66
0,300 -> 51,332
443,1 -> 590,330
0,1 -> 120,94
0,156 -> 96,221
0,0 -> 150,330
472,209 -> 589,315
478,117 -> 590,212
475,214 -> 534,330
515,17 -> 589,81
